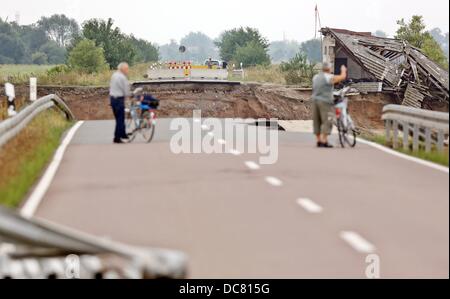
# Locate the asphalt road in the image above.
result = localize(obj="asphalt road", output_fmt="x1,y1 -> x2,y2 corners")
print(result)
33,119 -> 449,278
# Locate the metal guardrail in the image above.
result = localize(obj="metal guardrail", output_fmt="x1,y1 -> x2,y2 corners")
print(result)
0,207 -> 187,279
0,94 -> 75,148
382,104 -> 449,152
0,94 -> 188,278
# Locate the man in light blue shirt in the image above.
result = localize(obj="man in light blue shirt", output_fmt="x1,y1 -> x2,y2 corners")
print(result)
109,62 -> 131,144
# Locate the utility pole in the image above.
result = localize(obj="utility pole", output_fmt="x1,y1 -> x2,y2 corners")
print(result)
315,4 -> 322,39
14,11 -> 20,24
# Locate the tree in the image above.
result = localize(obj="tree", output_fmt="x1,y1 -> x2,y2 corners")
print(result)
129,36 -> 159,63
269,40 -> 300,63
0,33 -> 27,63
396,16 -> 448,69
179,32 -> 218,63
67,39 -> 108,73
421,37 -> 449,69
38,14 -> 79,47
81,18 -> 136,68
299,38 -> 322,64
234,41 -> 271,67
429,28 -> 449,58
216,27 -> 269,62
373,30 -> 388,38
39,41 -> 67,64
32,52 -> 48,65
159,39 -> 183,61
19,25 -> 48,53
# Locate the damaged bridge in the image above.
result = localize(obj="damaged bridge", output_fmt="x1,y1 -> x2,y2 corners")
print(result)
321,28 -> 449,109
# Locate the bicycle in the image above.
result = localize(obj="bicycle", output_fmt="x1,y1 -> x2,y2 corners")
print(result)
333,86 -> 358,148
125,93 -> 158,143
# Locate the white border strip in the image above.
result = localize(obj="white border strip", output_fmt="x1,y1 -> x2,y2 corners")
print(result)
20,121 -> 84,218
357,137 -> 449,174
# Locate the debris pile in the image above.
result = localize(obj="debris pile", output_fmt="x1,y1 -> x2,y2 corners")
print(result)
321,28 -> 449,109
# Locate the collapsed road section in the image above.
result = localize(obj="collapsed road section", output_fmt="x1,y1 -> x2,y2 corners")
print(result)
1,82 -> 394,130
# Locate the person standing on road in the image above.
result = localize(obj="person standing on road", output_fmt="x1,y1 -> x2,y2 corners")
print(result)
109,62 -> 131,144
311,62 -> 347,148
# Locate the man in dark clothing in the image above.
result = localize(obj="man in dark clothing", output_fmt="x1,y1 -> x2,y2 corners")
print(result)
109,62 -> 131,144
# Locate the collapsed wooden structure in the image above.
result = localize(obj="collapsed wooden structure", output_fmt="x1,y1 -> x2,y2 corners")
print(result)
320,28 -> 449,109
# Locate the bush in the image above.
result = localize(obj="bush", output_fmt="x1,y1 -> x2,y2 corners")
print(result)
67,39 -> 109,73
46,64 -> 70,76
234,41 -> 271,67
280,53 -> 316,85
39,41 -> 67,64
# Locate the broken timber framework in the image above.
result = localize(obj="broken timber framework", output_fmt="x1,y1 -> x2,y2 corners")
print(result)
321,28 -> 449,109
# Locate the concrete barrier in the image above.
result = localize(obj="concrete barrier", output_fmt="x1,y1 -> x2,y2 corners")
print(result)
190,69 -> 228,80
147,69 -> 186,80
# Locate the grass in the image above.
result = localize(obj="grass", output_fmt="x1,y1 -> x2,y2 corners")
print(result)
236,64 -> 286,85
0,108 -> 72,208
0,63 -> 151,86
0,64 -> 54,83
365,133 -> 449,167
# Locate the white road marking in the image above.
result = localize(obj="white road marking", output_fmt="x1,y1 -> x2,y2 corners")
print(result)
20,121 -> 84,218
340,231 -> 376,254
357,137 -> 449,174
296,198 -> 323,214
229,149 -> 241,156
218,139 -> 226,145
265,176 -> 283,187
245,161 -> 261,170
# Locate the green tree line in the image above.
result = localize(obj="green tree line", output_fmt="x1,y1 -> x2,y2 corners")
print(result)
1,14 -> 159,73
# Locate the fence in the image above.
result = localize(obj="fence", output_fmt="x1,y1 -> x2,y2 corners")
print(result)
382,104 -> 449,152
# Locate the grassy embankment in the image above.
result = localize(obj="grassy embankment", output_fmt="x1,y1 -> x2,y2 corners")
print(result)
0,63 -> 151,86
363,133 -> 449,167
0,108 -> 72,208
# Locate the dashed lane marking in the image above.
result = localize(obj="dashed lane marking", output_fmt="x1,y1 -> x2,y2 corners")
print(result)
340,231 -> 376,254
245,161 -> 261,170
296,198 -> 323,214
265,176 -> 283,187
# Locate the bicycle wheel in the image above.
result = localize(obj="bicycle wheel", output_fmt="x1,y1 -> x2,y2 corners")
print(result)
125,108 -> 137,143
344,129 -> 357,148
337,118 -> 346,148
337,118 -> 357,148
140,111 -> 156,143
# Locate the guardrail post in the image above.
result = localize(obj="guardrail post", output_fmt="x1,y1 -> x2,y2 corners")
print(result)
385,120 -> 392,142
437,130 -> 445,152
382,104 -> 449,154
402,122 -> 409,150
392,120 -> 399,149
412,124 -> 420,152
30,77 -> 37,102
425,128 -> 432,153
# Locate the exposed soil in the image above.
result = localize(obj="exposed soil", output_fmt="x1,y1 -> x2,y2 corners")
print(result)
3,82 -> 399,129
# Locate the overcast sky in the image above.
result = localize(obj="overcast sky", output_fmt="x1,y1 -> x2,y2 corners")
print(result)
1,0 -> 449,44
